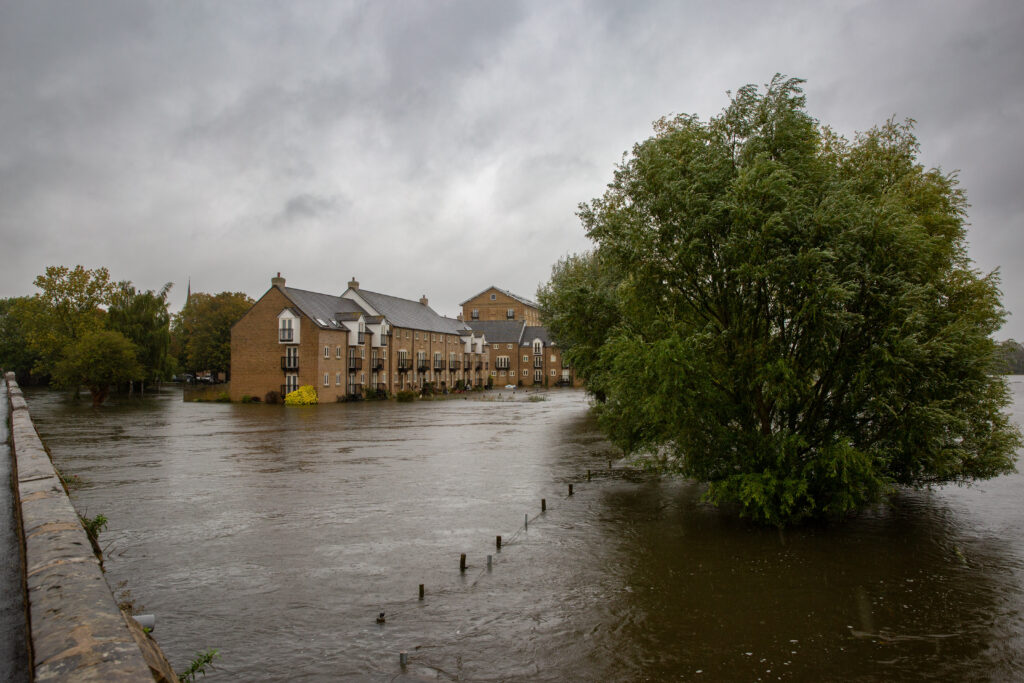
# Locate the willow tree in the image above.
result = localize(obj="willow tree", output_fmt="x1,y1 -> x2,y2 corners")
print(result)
542,75 -> 1020,525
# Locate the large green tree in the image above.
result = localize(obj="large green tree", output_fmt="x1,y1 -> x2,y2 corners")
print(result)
20,265 -> 115,375
173,291 -> 253,379
107,282 -> 175,384
0,297 -> 43,381
51,329 -> 143,406
542,75 -> 1020,525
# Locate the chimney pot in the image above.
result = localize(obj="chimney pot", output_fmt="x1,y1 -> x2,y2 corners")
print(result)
271,273 -> 286,288
348,276 -> 359,290
419,295 -> 428,306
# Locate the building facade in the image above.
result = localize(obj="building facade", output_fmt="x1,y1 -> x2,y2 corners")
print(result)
461,286 -> 542,326
230,275 -> 578,401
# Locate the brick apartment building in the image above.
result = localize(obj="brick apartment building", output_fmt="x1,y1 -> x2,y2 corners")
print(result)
460,286 -> 542,325
230,275 -> 580,402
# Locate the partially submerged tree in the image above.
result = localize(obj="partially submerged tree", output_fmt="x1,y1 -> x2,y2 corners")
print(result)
52,329 -> 143,406
107,282 -> 175,386
545,75 -> 1020,525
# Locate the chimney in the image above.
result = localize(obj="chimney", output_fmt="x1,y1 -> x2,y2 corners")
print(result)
419,295 -> 428,306
348,276 -> 359,290
457,313 -> 463,321
271,272 -> 285,288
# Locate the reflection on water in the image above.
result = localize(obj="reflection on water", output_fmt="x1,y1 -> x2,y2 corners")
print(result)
24,383 -> 1024,681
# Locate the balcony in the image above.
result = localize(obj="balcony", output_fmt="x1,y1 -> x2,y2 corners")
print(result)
397,361 -> 412,373
448,360 -> 461,370
369,357 -> 384,370
475,362 -> 483,371
533,359 -> 543,369
278,328 -> 294,342
347,383 -> 363,398
433,360 -> 445,371
357,332 -> 365,344
281,356 -> 299,370
280,384 -> 298,396
348,358 -> 362,371
417,362 -> 429,372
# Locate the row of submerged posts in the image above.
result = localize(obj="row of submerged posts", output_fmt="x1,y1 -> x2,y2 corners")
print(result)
393,461 -> 622,671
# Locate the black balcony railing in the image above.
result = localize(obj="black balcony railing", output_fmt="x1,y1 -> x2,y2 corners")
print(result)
433,360 -> 445,371
280,384 -> 298,396
347,383 -> 363,397
370,357 -> 384,370
357,332 -> 365,344
348,358 -> 362,371
397,360 -> 411,372
279,328 -> 294,342
533,359 -> 543,368
281,356 -> 299,370
449,361 -> 461,370
417,362 -> 429,372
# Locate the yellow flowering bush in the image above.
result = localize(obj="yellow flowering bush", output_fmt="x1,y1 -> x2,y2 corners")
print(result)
284,385 -> 318,405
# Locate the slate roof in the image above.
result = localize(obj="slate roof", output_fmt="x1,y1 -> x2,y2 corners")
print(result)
522,326 -> 553,346
355,289 -> 463,335
465,320 -> 526,344
460,286 -> 540,309
282,287 -> 364,329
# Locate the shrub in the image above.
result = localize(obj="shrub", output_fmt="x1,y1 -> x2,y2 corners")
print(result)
284,385 -> 318,405
396,390 -> 417,402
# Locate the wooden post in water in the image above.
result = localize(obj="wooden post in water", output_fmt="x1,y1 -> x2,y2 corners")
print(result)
587,469 -> 591,481
569,484 -> 574,496
400,651 -> 408,667
541,498 -> 546,512
496,535 -> 502,550
460,553 -> 466,572
487,554 -> 492,570
419,584 -> 424,600
525,513 -> 528,529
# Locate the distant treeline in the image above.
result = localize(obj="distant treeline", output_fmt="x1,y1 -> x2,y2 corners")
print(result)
997,340 -> 1024,374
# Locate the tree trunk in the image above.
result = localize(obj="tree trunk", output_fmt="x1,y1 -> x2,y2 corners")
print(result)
90,385 -> 109,407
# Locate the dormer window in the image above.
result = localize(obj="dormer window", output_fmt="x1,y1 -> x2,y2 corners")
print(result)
506,308 -> 514,319
533,340 -> 542,355
278,311 -> 300,344
490,293 -> 496,301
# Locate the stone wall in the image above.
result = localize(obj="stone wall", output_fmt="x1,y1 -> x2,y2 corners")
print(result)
5,372 -> 176,682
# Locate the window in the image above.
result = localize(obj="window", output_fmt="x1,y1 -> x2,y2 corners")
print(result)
500,371 -> 506,377
507,308 -> 515,319
523,355 -> 528,363
360,373 -> 365,383
471,309 -> 479,319
382,349 -> 388,359
496,356 -> 510,369
550,369 -> 556,376
550,354 -> 556,363
285,374 -> 298,393
324,345 -> 329,358
507,344 -> 513,350
382,372 -> 387,382
336,346 -> 342,359
415,332 -> 419,340
324,373 -> 329,386
522,369 -> 528,376
279,317 -> 294,342
491,371 -> 496,376
534,341 -> 543,355
336,372 -> 341,385
360,347 -> 365,358
535,370 -> 543,382
490,293 -> 496,300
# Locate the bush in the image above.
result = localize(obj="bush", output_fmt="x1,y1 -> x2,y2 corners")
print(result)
264,390 -> 281,404
214,391 -> 231,402
396,390 -> 417,402
284,385 -> 318,405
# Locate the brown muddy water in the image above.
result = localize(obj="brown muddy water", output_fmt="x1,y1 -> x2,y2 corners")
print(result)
24,383 -> 1024,681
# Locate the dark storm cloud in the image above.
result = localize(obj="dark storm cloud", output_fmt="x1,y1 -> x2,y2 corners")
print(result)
1,1 -> 1023,335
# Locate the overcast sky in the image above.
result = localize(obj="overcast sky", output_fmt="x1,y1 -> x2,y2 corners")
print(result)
2,1 -> 1023,336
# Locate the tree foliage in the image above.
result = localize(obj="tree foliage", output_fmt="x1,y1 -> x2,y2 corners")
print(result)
173,291 -> 254,378
107,282 -> 175,382
543,75 -> 1020,525
20,265 -> 115,375
52,329 -> 143,406
0,297 -> 43,381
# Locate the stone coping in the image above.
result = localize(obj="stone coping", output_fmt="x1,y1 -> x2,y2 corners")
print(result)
6,372 -> 174,682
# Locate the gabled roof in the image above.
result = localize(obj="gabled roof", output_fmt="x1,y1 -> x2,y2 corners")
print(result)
460,286 -> 539,309
465,320 -> 526,344
282,286 -> 365,329
443,317 -> 475,335
522,326 -> 553,346
355,289 -> 463,335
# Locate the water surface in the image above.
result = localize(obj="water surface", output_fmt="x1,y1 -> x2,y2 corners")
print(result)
25,383 -> 1024,681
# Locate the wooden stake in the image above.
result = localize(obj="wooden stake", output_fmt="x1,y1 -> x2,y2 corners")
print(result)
419,584 -> 424,600
496,535 -> 502,549
460,553 -> 466,572
569,483 -> 574,496
541,498 -> 546,511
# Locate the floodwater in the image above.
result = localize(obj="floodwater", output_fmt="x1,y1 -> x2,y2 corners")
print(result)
23,382 -> 1024,681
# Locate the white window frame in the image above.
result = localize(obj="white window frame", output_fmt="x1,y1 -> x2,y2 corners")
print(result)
324,345 -> 329,359
323,373 -> 329,386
